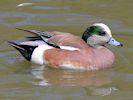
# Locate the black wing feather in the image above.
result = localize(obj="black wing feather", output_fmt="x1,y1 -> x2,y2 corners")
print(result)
16,28 -> 60,48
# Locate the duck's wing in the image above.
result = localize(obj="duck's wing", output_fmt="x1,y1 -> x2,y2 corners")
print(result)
16,28 -> 88,49
16,28 -> 71,41
16,28 -> 52,41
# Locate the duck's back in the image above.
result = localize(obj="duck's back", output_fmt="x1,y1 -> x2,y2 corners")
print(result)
47,31 -> 89,49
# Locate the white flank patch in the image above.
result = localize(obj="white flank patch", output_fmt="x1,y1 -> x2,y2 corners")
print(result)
93,23 -> 112,37
61,63 -> 86,70
31,45 -> 53,65
61,63 -> 99,71
60,46 -> 80,51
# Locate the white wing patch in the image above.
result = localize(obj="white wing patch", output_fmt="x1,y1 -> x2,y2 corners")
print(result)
60,46 -> 80,51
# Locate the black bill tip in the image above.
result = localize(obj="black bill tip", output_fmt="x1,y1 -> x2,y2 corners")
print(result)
120,43 -> 123,47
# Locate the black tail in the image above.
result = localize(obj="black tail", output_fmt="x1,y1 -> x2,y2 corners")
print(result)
8,41 -> 37,61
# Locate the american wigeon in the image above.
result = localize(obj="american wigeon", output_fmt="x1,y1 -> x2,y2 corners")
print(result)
8,23 -> 123,70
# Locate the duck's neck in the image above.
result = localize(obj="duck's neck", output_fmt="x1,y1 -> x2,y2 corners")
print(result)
87,43 -> 106,49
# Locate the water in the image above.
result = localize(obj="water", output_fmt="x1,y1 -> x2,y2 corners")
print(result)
0,0 -> 133,99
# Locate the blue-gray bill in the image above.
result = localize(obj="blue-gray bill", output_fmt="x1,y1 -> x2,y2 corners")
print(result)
108,38 -> 123,47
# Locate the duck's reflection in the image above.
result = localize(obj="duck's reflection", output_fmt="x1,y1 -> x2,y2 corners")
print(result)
30,64 -> 112,87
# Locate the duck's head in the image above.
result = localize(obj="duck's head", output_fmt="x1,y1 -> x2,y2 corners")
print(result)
82,23 -> 123,47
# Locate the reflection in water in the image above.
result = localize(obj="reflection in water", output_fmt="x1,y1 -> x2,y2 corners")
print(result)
31,65 -> 50,86
31,65 -> 112,87
30,65 -> 119,96
85,87 -> 118,96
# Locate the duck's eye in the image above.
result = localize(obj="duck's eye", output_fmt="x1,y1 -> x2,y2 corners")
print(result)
99,31 -> 106,36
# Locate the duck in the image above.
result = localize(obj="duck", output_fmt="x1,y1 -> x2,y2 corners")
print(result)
8,23 -> 123,71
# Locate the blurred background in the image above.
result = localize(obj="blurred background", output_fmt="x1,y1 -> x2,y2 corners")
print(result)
0,0 -> 133,100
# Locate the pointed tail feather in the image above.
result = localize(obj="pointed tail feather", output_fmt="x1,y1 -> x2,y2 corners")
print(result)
8,41 -> 37,61
16,28 -> 52,38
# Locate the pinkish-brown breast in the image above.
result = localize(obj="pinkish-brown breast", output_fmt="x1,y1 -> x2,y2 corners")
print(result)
92,47 -> 115,69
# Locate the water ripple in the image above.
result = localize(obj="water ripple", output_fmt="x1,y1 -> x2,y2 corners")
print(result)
0,12 -> 133,32
32,6 -> 69,10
